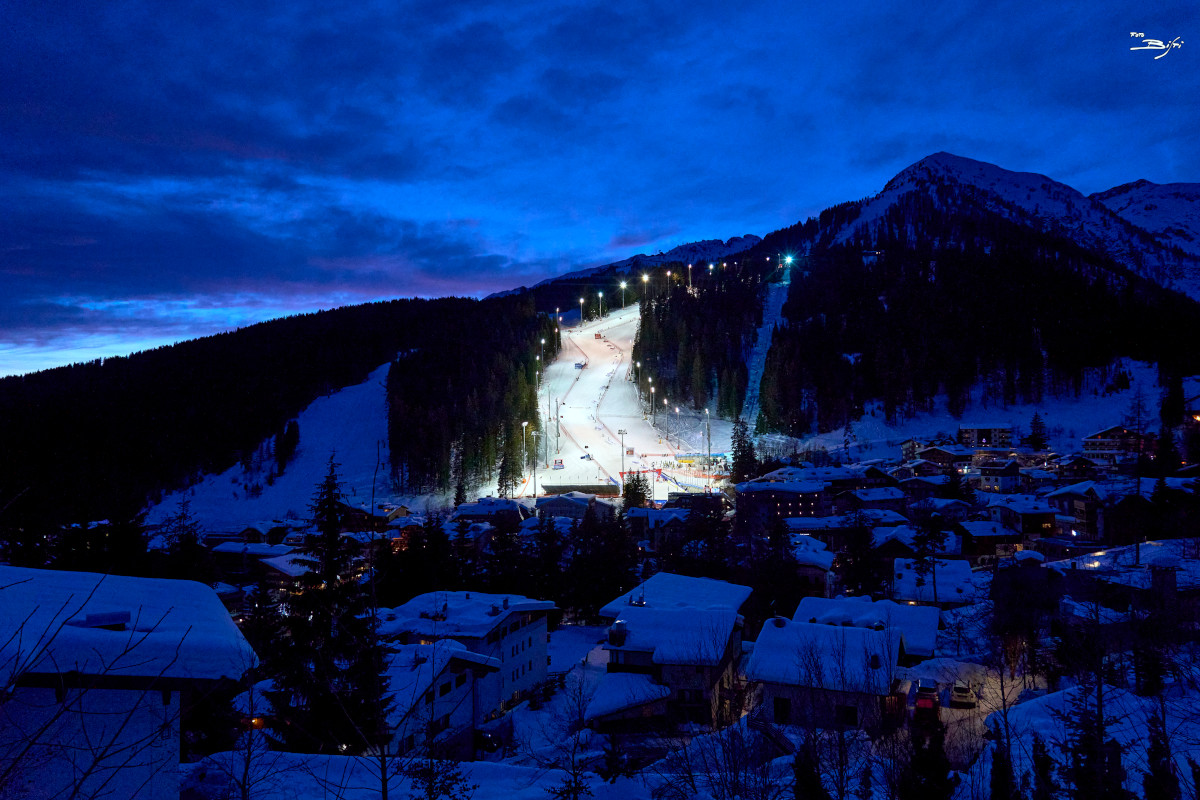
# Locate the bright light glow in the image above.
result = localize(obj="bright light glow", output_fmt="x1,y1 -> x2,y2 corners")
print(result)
785,255 -> 794,264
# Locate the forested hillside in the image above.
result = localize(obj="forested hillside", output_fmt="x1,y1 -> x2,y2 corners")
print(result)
0,294 -> 551,538
754,194 -> 1200,436
385,295 -> 557,495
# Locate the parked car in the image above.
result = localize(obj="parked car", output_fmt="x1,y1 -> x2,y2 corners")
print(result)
914,678 -> 940,725
949,679 -> 978,709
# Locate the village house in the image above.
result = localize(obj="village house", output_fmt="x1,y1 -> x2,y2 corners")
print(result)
784,509 -> 908,553
957,520 -> 1024,565
958,423 -> 1013,448
384,641 -> 500,760
1081,425 -> 1145,466
987,495 -> 1057,539
977,459 -> 1021,494
834,486 -> 907,515
535,490 -> 617,522
595,573 -> 753,727
735,479 -> 825,533
450,497 -> 533,529
918,445 -> 975,474
380,591 -> 557,715
794,595 -> 941,663
742,616 -> 901,732
0,566 -> 256,800
626,506 -> 690,552
892,557 -> 980,607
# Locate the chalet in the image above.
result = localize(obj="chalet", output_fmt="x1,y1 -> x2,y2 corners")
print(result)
978,460 -> 1021,494
784,509 -> 908,553
898,475 -> 950,503
535,490 -> 617,522
957,520 -> 1024,564
790,534 -> 836,597
1053,454 -> 1100,480
834,486 -> 907,515
0,566 -> 256,800
1081,425 -> 1144,465
987,495 -> 1056,538
597,573 -> 752,726
211,541 -> 295,584
380,591 -> 556,714
743,617 -> 899,732
888,459 -> 944,481
958,423 -> 1012,448
794,596 -> 941,663
385,641 -> 500,759
918,445 -> 974,473
908,497 -> 971,523
892,557 -> 980,607
663,491 -> 729,518
1046,481 -> 1108,542
450,497 -> 533,529
626,507 -> 690,551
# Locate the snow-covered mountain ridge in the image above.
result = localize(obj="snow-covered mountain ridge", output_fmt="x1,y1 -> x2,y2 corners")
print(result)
528,235 -> 762,290
834,152 -> 1200,300
1091,178 -> 1200,258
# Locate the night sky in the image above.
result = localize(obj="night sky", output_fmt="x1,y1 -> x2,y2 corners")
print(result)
1,1 -> 1195,376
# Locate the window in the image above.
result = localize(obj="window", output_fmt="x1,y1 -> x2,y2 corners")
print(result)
439,681 -> 452,697
424,690 -> 433,705
455,674 -> 466,688
835,704 -> 858,727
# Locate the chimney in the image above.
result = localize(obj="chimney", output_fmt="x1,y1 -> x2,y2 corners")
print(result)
608,620 -> 628,646
503,597 -> 509,609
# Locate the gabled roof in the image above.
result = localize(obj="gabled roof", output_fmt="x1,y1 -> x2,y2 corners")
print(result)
0,566 -> 256,682
386,640 -> 499,725
743,619 -> 899,693
794,596 -> 940,657
381,591 -> 556,640
601,572 -> 752,618
892,558 -> 980,603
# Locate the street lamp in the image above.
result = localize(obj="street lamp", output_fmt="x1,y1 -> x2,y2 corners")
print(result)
598,291 -> 604,317
650,386 -> 656,422
579,297 -> 584,321
635,361 -> 641,399
521,421 -> 529,485
618,428 -> 628,489
705,409 -> 711,491
531,431 -> 539,498
620,281 -> 627,308
540,337 -> 545,365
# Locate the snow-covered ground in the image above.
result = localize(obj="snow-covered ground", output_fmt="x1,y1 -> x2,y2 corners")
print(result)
531,303 -> 732,503
762,358 -> 1169,462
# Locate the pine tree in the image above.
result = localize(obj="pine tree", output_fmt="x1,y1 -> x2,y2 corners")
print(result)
160,498 -> 215,584
991,736 -> 1018,800
899,727 -> 954,800
910,512 -> 948,604
274,455 -> 393,754
1143,707 -> 1180,800
1027,412 -> 1048,451
622,471 -> 649,513
730,417 -> 757,484
1031,733 -> 1055,800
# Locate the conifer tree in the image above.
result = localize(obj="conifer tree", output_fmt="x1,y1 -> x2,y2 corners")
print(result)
1031,733 -> 1055,800
1143,707 -> 1180,800
1027,412 -> 1048,451
730,417 -> 757,484
274,455 -> 393,754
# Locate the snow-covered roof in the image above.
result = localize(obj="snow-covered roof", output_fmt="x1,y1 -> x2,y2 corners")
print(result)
847,487 -> 905,502
385,640 -> 499,725
793,596 -> 940,657
600,572 -> 752,618
892,558 -> 980,604
735,479 -> 825,494
602,606 -> 739,665
0,565 -> 256,682
584,672 -> 671,721
987,495 -> 1055,515
790,534 -> 835,570
261,553 -> 311,578
626,507 -> 690,527
380,591 -> 556,640
784,509 -> 908,532
743,618 -> 898,694
212,542 -> 295,557
959,521 -> 1016,538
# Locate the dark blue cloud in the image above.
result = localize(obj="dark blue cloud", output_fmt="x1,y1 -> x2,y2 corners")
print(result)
0,0 -> 1195,375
